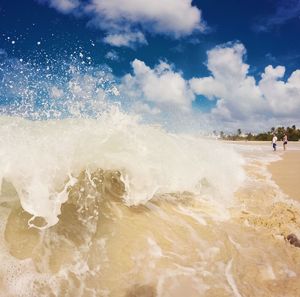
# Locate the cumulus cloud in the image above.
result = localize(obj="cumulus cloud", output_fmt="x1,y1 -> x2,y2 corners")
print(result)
132,102 -> 161,115
117,43 -> 300,128
38,0 -> 205,47
190,43 -> 265,120
190,42 -> 300,122
259,65 -> 300,116
121,59 -> 195,111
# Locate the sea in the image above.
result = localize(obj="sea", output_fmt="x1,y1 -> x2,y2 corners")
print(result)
1,54 -> 300,297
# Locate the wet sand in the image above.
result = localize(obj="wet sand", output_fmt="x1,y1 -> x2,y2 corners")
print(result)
1,142 -> 300,296
268,149 -> 300,202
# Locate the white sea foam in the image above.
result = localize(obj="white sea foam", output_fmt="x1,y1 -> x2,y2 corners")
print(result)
0,108 -> 245,227
225,259 -> 243,297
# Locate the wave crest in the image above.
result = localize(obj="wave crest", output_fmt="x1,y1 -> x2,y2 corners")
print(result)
0,109 -> 245,228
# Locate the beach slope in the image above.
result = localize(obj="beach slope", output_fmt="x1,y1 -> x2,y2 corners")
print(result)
268,150 -> 300,201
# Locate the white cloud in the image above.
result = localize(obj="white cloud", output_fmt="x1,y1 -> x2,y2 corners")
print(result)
39,0 -> 205,47
105,50 -> 119,61
118,43 -> 300,128
121,59 -> 195,111
190,42 -> 300,124
190,43 -> 266,120
85,0 -> 204,36
39,0 -> 80,13
133,102 -> 161,115
259,66 -> 300,116
103,31 -> 147,48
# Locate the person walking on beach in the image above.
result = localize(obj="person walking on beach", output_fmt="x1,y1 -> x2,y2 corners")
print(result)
283,134 -> 288,150
272,134 -> 278,151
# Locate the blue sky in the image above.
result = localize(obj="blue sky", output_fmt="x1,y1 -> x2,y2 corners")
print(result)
1,0 -> 300,131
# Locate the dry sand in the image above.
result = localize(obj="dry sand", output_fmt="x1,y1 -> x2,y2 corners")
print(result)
268,148 -> 300,202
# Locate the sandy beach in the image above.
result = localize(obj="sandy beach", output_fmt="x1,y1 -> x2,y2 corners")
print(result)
268,146 -> 300,202
1,139 -> 300,297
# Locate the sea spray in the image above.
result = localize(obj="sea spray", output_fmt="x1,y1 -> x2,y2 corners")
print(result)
0,108 -> 245,228
1,52 -> 300,297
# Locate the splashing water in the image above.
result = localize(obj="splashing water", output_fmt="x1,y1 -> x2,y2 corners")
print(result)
1,52 -> 300,297
0,51 -> 120,119
0,110 -> 245,228
0,52 -> 245,227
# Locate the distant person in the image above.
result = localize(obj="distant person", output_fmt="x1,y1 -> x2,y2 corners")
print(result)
283,134 -> 288,150
272,134 -> 278,151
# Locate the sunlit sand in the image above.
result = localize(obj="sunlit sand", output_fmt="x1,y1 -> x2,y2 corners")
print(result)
0,139 -> 300,297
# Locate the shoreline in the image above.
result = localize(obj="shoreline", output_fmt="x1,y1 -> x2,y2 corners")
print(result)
268,150 -> 300,202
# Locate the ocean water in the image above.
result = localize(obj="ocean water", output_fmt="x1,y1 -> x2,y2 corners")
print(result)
1,114 -> 300,297
1,56 -> 300,297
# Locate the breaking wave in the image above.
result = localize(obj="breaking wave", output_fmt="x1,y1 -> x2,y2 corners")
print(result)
0,108 -> 245,228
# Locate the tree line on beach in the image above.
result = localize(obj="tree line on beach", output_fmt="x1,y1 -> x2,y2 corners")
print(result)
218,125 -> 300,141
